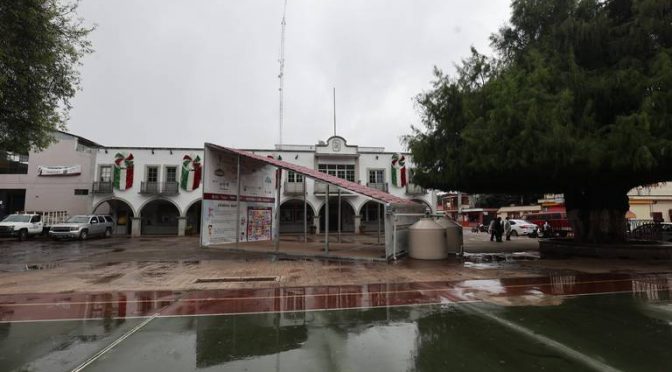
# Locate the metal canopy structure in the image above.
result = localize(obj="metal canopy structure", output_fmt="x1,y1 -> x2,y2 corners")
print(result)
203,143 -> 426,260
207,143 -> 417,206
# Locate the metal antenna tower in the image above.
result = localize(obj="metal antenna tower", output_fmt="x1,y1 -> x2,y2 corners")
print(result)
278,0 -> 288,146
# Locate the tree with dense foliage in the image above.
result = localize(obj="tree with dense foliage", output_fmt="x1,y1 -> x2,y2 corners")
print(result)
0,0 -> 93,154
407,0 -> 672,243
474,193 -> 543,209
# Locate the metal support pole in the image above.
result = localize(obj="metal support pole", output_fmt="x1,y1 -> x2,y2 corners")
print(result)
235,155 -> 241,249
325,184 -> 329,254
303,177 -> 307,243
457,191 -> 462,225
274,168 -> 281,252
337,188 -> 341,243
377,202 -> 381,244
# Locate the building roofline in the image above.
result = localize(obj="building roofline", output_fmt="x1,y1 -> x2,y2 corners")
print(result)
57,130 -> 103,148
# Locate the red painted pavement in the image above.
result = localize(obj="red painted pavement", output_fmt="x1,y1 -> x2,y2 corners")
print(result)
1,273 -> 670,322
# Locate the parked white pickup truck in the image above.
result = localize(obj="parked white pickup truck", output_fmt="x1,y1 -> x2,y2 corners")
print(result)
0,214 -> 44,240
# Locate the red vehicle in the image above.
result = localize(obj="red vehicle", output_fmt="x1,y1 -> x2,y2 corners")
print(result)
523,212 -> 572,237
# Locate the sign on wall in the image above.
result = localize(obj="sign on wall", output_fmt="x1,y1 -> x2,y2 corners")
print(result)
201,145 -> 277,246
37,165 -> 81,176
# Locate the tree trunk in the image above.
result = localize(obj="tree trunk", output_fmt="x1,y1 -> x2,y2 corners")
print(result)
564,187 -> 629,244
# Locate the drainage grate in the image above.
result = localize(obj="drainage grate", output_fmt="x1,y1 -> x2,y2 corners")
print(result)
195,276 -> 279,283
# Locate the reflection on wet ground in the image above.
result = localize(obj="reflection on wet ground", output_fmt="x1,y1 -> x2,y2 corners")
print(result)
1,272 -> 670,322
1,272 -> 671,371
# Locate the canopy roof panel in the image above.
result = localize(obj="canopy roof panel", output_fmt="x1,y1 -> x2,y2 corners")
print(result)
206,143 -> 418,206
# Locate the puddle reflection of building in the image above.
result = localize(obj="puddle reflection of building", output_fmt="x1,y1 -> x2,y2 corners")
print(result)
549,273 -> 577,295
631,275 -> 672,303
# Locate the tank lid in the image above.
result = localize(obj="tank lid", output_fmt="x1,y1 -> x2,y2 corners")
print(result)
409,218 -> 445,231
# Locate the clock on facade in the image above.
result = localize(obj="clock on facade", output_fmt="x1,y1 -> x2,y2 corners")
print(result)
332,139 -> 341,152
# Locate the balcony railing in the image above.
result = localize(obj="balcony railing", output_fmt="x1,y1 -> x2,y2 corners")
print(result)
406,183 -> 426,195
284,181 -> 305,196
314,182 -> 355,195
140,181 -> 179,195
92,182 -> 113,194
366,182 -> 388,192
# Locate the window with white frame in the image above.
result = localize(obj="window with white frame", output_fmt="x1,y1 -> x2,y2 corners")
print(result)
287,171 -> 303,183
165,166 -> 177,183
318,164 -> 355,182
368,169 -> 384,184
99,165 -> 112,183
146,166 -> 159,183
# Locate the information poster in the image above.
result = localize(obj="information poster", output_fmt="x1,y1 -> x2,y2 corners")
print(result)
246,207 -> 272,241
201,144 -> 277,246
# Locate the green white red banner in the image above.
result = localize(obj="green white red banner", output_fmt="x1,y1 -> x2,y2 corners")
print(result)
181,154 -> 202,191
113,153 -> 134,191
391,153 -> 407,188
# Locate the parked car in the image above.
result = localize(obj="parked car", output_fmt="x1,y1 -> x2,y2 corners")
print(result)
508,219 -> 538,236
0,214 -> 44,241
629,222 -> 672,242
49,215 -> 114,240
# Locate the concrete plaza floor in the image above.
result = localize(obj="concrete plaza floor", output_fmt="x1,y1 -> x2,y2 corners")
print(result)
0,231 -> 670,295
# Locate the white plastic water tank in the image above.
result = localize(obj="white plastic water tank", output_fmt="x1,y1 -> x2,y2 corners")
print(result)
435,217 -> 463,254
409,218 -> 448,260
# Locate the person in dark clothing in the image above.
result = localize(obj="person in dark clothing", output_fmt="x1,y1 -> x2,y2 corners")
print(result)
494,217 -> 504,242
489,219 -> 496,241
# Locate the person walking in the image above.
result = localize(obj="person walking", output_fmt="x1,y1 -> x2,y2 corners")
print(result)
504,217 -> 512,241
488,219 -> 496,241
494,217 -> 504,242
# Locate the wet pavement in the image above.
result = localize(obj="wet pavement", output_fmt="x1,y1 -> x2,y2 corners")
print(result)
1,272 -> 671,371
2,235 -> 672,370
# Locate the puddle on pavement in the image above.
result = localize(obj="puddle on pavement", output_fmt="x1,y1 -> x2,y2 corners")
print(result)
89,273 -> 124,284
463,252 -> 539,269
24,263 -> 62,271
4,281 -> 672,372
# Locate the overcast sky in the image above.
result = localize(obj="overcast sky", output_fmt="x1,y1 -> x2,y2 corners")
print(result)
68,0 -> 511,151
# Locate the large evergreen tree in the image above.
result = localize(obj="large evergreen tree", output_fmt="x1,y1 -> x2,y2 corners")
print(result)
407,0 -> 672,243
0,0 -> 93,154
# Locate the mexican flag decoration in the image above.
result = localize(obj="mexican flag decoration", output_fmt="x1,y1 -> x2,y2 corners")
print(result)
391,153 -> 407,188
113,153 -> 134,191
181,154 -> 202,191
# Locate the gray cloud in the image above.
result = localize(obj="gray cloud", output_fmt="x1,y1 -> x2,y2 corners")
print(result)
68,0 -> 510,151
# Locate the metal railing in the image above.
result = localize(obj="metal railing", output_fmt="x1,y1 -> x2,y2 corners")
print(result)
92,182 -> 113,194
405,183 -> 426,195
366,182 -> 388,192
284,181 -> 305,196
140,181 -> 179,195
627,219 -> 671,241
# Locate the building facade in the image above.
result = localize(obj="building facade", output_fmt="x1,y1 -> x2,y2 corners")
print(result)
0,131 -> 99,219
90,135 -> 436,237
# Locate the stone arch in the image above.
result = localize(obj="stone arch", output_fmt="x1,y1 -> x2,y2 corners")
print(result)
279,198 -> 317,234
92,197 -> 136,235
317,197 -> 357,233
357,200 -> 384,234
92,196 -> 137,217
184,198 -> 202,236
139,198 -> 181,235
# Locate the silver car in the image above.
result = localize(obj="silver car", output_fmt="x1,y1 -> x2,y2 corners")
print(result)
49,215 -> 114,240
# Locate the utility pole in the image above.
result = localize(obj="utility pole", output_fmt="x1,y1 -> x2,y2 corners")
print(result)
277,0 -> 288,146
333,87 -> 336,136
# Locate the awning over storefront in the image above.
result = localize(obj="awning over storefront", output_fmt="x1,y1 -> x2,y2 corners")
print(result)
207,143 -> 418,207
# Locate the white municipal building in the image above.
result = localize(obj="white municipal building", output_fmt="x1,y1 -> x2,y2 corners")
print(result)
0,132 -> 436,237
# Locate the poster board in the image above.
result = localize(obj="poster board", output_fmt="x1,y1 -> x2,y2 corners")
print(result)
201,144 -> 277,246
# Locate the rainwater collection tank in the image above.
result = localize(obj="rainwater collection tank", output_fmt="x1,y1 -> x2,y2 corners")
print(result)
435,217 -> 463,254
409,218 -> 447,260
